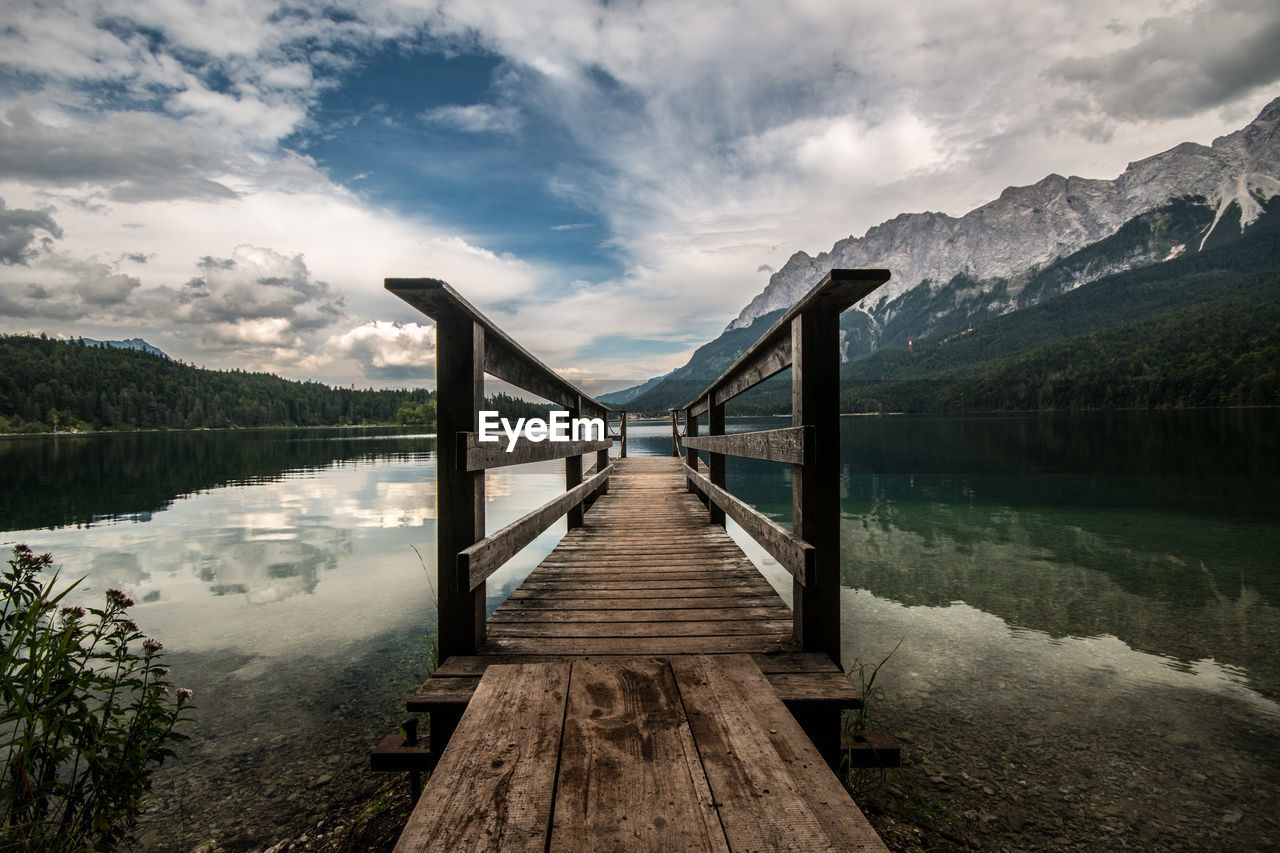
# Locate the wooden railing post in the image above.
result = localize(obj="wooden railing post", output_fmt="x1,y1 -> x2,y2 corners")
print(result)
620,411 -> 627,458
670,409 -> 679,457
791,310 -> 841,666
595,411 -> 609,497
567,396 -> 584,529
708,402 -> 726,527
436,314 -> 486,658
685,409 -> 699,493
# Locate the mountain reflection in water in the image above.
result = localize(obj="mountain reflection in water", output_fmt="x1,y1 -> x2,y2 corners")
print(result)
720,410 -> 1280,699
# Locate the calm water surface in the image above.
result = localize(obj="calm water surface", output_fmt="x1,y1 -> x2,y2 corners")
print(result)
0,427 -> 565,850
2,412 -> 1278,851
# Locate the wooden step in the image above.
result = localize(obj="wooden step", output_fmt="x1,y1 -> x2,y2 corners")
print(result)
405,674 -> 479,713
393,656 -> 888,852
371,732 -> 434,772
842,728 -> 902,768
408,653 -> 861,714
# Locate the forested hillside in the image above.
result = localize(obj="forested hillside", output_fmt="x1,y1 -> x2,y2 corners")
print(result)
713,268 -> 1280,415
0,336 -> 435,431
628,197 -> 1280,415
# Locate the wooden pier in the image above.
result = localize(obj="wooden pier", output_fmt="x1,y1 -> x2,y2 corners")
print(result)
381,269 -> 893,851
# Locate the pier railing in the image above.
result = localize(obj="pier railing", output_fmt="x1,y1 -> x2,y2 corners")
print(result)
386,278 -> 626,657
675,269 -> 890,664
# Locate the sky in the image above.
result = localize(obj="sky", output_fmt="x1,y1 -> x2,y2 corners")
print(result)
1,0 -> 1278,392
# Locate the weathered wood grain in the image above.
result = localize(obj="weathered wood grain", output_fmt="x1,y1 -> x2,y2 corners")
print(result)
483,335 -> 582,413
681,426 -> 813,465
550,658 -> 726,851
474,456 -> 794,657
670,655 -> 889,852
405,675 -> 481,712
488,606 -> 787,624
489,619 -> 792,638
764,672 -> 862,709
392,662 -> 570,852
483,636 -> 793,655
750,652 -> 844,674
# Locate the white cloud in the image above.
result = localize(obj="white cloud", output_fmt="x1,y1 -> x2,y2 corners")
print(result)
421,104 -> 522,134
141,244 -> 343,332
0,0 -> 1276,388
326,321 -> 436,381
0,181 -> 547,380
202,317 -> 303,349
411,0 -> 1279,355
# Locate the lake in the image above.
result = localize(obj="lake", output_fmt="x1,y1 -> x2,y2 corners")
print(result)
2,411 -> 1277,850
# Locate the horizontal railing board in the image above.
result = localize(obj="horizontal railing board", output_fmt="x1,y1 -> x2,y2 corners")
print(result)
460,465 -> 613,591
689,336 -> 791,417
683,464 -> 813,586
683,268 -> 889,414
460,432 -> 612,471
483,336 -> 581,412
681,427 -> 812,465
385,277 -> 611,419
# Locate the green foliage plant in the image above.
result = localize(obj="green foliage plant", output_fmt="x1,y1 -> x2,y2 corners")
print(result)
848,638 -> 902,734
409,545 -> 439,678
841,638 -> 903,793
1,545 -> 193,851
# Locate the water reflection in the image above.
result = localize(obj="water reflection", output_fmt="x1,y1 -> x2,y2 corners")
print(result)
841,507 -> 1280,700
4,412 -> 1277,849
843,593 -> 1280,850
0,433 -> 578,850
0,426 -> 436,531
0,438 -> 568,658
716,411 -> 1280,700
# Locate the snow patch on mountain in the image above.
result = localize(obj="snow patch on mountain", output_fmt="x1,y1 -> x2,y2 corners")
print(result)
728,97 -> 1280,332
1200,172 -> 1280,249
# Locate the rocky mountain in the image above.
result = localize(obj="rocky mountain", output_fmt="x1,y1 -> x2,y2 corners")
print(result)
730,96 -> 1280,334
616,96 -> 1280,411
80,337 -> 171,360
597,371 -> 670,406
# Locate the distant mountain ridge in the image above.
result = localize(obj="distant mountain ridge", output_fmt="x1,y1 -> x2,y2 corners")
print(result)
79,337 -> 171,360
615,96 -> 1280,412
730,96 -> 1280,333
596,372 -> 670,406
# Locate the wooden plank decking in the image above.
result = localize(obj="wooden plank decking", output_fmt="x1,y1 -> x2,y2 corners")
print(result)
487,457 -> 793,656
393,456 -> 888,851
394,656 -> 887,852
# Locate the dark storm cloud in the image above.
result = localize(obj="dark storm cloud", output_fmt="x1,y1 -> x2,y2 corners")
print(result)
0,107 -> 240,202
1050,0 -> 1280,120
0,198 -> 62,264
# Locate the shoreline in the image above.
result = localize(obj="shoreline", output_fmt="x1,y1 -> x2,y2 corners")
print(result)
6,403 -> 1279,439
0,421 -> 419,439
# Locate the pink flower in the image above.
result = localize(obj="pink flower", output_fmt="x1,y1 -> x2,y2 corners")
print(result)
105,589 -> 134,609
176,688 -> 193,705
143,638 -> 163,654
60,605 -> 86,622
